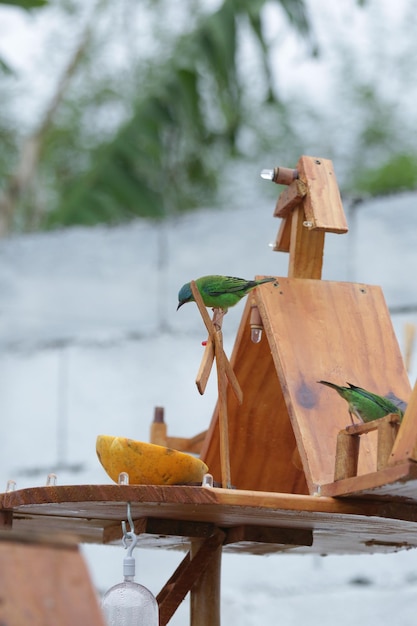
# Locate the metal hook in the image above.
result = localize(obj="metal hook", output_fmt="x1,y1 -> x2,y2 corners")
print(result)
121,503 -> 139,557
122,530 -> 139,557
121,502 -> 135,541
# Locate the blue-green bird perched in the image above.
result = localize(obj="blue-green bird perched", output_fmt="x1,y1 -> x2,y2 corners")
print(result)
318,380 -> 404,424
177,275 -> 276,312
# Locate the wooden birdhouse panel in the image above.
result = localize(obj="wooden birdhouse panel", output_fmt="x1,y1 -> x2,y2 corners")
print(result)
256,277 -> 411,493
200,300 -> 308,495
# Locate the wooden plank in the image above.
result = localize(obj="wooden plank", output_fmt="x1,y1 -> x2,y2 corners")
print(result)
200,297 -> 308,495
273,215 -> 292,252
377,417 -> 400,470
297,155 -> 348,233
389,379 -> 417,465
157,530 -> 225,626
0,510 -> 12,529
190,536 -> 222,626
0,532 -> 105,626
196,337 -> 215,395
4,484 -> 417,554
274,178 -> 307,218
288,204 -> 325,278
320,460 -> 417,500
103,517 -> 215,544
334,431 -> 359,480
343,414 -> 401,436
255,278 -> 411,491
224,525 -> 313,548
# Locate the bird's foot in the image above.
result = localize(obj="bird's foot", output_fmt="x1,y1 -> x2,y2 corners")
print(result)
212,307 -> 227,330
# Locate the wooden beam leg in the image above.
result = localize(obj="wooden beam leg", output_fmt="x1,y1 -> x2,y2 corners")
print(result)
0,510 -> 13,529
156,530 -> 225,626
190,538 -> 222,626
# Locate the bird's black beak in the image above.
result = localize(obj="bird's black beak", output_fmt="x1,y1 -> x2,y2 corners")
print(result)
176,302 -> 184,311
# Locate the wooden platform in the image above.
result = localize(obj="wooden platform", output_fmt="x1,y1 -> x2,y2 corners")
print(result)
3,483 -> 417,556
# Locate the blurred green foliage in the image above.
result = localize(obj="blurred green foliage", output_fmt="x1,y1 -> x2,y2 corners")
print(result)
1,0 -> 417,232
354,154 -> 417,196
42,0 -> 311,228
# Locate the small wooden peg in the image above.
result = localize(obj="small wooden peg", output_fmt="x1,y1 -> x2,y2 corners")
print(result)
377,416 -> 400,470
334,430 -> 360,481
196,337 -> 215,395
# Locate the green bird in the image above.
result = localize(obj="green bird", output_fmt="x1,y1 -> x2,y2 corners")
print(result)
177,275 -> 276,312
318,380 -> 404,424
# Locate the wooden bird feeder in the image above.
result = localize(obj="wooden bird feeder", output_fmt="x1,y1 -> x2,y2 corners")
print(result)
2,155 -> 417,626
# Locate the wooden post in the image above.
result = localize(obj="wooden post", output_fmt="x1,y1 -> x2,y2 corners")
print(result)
157,531 -> 224,626
288,204 -> 325,279
377,417 -> 400,470
190,538 -> 222,626
215,330 -> 232,489
389,379 -> 417,465
271,156 -> 348,278
0,531 -> 105,626
334,431 -> 360,480
150,406 -> 168,446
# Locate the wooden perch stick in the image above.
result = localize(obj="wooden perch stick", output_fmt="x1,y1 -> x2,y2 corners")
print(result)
191,282 -> 242,404
196,337 -> 215,395
190,281 -> 243,488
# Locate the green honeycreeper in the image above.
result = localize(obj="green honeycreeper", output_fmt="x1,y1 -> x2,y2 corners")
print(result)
177,275 -> 276,312
318,380 -> 404,424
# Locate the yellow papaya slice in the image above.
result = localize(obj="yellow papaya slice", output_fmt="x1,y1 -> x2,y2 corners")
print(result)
96,435 -> 208,485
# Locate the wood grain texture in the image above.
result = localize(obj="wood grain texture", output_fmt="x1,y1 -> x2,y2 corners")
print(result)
273,215 -> 292,252
200,295 -> 308,495
0,533 -> 105,626
157,530 -> 224,626
320,461 -> 417,500
253,278 -> 411,491
288,206 -> 325,278
334,431 -> 360,480
201,278 -> 411,495
190,534 -> 223,626
3,484 -> 417,554
297,155 -> 348,233
202,278 -> 410,494
274,179 -> 307,218
389,379 -> 417,465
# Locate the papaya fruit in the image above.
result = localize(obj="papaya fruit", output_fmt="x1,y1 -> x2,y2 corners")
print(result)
96,435 -> 208,485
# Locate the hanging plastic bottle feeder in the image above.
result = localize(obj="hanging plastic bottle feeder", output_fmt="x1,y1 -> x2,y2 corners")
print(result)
101,502 -> 158,625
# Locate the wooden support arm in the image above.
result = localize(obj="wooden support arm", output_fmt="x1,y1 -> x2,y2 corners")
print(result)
157,530 -> 225,626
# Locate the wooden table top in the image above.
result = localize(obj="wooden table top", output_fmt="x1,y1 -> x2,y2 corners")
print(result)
2,482 -> 417,555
